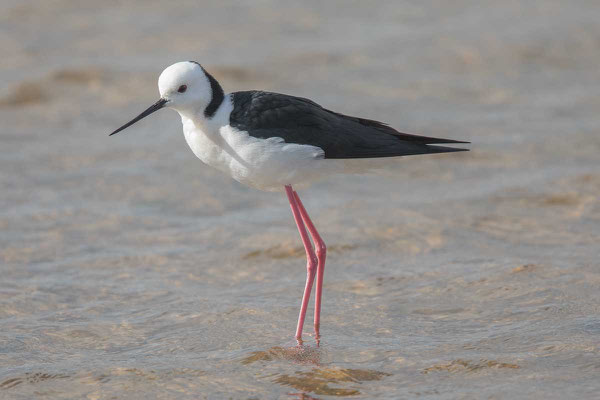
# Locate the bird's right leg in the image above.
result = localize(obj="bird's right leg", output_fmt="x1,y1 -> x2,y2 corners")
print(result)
285,185 -> 318,343
292,190 -> 326,343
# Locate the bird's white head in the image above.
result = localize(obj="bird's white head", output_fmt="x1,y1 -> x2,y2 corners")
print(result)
159,62 -> 213,117
109,61 -> 224,136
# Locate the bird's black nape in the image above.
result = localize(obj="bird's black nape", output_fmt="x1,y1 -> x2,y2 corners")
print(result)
189,61 -> 224,118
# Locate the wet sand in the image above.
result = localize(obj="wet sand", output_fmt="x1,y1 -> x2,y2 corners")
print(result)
1,1 -> 599,398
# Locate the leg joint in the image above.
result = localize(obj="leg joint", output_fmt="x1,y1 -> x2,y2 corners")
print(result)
316,242 -> 327,258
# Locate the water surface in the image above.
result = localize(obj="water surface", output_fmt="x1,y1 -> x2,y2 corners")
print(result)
1,1 -> 599,398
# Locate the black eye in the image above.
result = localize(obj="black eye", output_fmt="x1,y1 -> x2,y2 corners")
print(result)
178,85 -> 187,93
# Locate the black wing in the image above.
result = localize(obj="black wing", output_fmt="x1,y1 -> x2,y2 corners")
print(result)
229,91 -> 469,159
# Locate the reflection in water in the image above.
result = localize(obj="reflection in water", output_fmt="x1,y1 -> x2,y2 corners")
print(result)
275,368 -> 391,397
288,391 -> 321,400
242,346 -> 322,365
242,346 -> 390,397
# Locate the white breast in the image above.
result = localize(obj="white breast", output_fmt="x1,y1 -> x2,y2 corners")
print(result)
180,95 -> 329,191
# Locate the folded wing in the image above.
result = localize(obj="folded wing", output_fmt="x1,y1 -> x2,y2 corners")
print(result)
229,91 -> 469,159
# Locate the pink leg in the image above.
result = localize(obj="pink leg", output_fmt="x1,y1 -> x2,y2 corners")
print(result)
293,191 -> 326,340
285,185 -> 317,342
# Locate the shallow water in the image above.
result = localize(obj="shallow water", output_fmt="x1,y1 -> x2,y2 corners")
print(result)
1,1 -> 599,398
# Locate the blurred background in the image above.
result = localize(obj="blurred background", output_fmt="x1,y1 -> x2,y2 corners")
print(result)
1,1 -> 599,398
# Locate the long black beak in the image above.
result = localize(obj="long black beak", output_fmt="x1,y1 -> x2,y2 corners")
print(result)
109,98 -> 168,136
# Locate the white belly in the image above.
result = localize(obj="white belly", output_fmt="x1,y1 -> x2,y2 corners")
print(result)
182,118 -> 328,191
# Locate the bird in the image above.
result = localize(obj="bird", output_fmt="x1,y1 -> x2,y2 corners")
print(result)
109,61 -> 469,344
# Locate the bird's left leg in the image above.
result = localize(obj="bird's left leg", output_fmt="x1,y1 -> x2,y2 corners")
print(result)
293,190 -> 326,341
285,185 -> 318,343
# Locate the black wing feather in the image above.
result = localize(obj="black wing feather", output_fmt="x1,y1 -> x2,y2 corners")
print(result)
229,91 -> 469,159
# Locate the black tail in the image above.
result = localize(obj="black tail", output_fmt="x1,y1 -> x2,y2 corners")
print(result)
342,114 -> 470,145
419,144 -> 470,154
328,142 -> 469,159
390,132 -> 470,145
